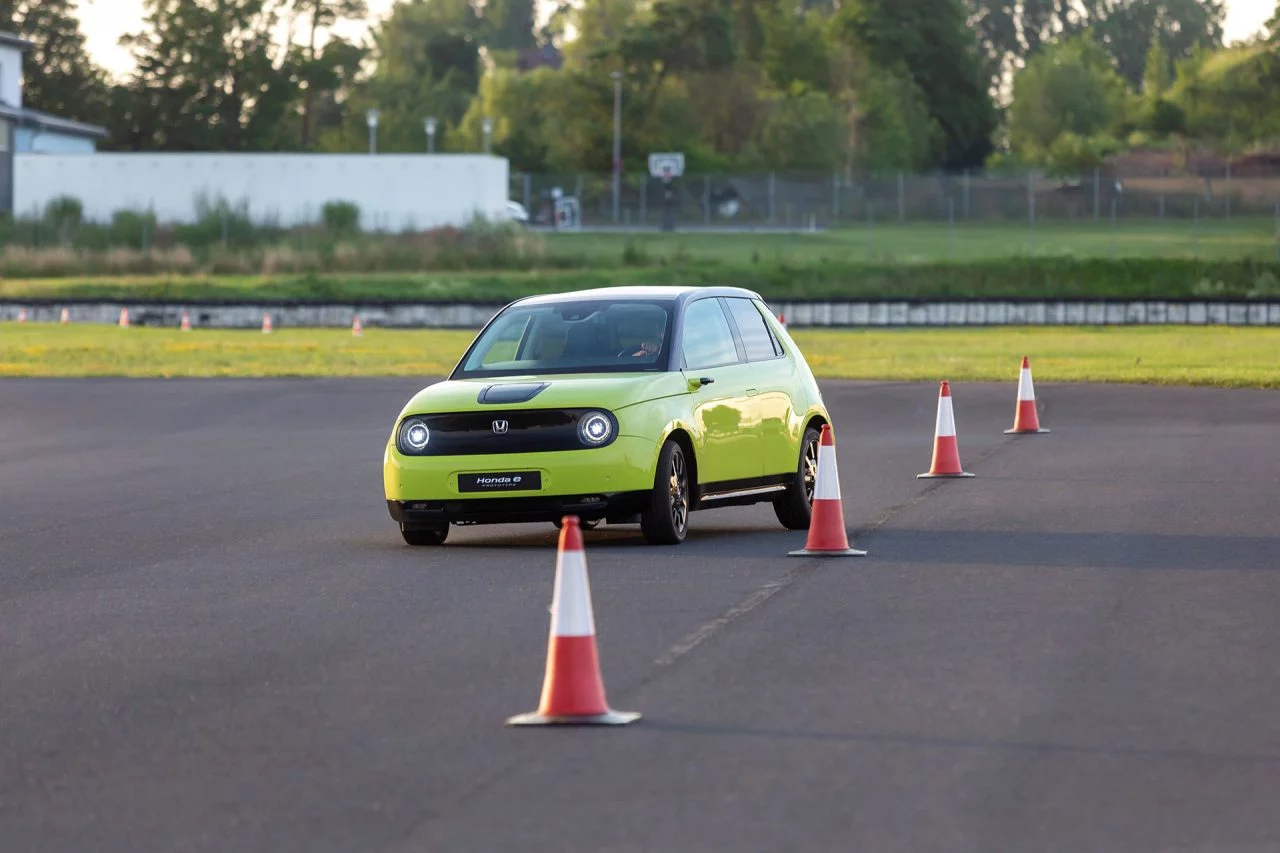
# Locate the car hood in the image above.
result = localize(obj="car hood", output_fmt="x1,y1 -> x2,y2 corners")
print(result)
400,373 -> 690,416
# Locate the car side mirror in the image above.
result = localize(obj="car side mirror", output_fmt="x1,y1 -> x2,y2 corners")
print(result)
688,376 -> 714,391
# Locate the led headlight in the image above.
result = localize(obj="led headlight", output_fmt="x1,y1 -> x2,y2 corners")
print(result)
399,418 -> 430,453
578,410 -> 614,446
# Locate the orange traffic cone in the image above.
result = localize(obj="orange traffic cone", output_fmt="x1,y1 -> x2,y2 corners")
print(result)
352,315 -> 363,336
118,307 -> 130,328
778,312 -> 787,328
60,308 -> 69,324
1005,356 -> 1050,435
180,311 -> 191,331
17,308 -> 27,324
789,424 -> 867,557
262,314 -> 273,334
507,516 -> 640,727
917,381 -> 975,479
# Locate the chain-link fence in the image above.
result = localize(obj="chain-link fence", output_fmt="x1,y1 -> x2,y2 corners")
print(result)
510,167 -> 1280,229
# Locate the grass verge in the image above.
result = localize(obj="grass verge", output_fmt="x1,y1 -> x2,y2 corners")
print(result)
3,325 -> 1277,388
3,258 -> 1279,303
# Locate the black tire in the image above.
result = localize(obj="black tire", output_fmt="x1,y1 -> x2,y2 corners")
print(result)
641,439 -> 691,545
400,523 -> 449,546
773,426 -> 821,530
552,518 -> 601,530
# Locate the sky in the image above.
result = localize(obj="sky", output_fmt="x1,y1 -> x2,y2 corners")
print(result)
77,0 -> 1276,79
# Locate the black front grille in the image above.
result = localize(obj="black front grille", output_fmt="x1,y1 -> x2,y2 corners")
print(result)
404,408 -> 611,455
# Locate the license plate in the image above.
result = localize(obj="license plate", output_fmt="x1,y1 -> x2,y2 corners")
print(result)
458,471 -> 542,493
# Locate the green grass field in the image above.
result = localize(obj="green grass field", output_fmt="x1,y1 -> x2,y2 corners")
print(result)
546,221 -> 1279,264
4,324 -> 1277,388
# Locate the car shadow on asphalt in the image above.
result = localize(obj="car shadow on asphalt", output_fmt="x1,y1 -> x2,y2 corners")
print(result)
861,529 -> 1280,572
442,525 -> 802,555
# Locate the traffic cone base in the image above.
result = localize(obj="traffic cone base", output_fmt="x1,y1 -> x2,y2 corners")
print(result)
787,424 -> 867,558
917,471 -> 976,479
507,516 -> 640,728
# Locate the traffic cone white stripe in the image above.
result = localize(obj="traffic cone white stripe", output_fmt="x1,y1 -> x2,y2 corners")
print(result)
549,547 -> 595,638
1018,365 -> 1035,402
934,394 -> 957,438
814,443 -> 841,501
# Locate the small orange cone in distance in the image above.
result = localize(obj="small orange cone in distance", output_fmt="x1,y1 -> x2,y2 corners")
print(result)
789,424 -> 867,557
352,315 -> 363,336
60,308 -> 70,324
778,312 -> 787,328
118,307 -> 130,328
507,516 -> 640,727
262,314 -> 273,334
918,381 -> 975,479
180,311 -> 191,331
1005,356 -> 1050,435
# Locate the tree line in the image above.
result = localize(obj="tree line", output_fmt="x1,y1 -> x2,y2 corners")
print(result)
4,0 -> 1275,175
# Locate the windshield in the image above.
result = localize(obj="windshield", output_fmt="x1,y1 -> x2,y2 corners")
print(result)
455,299 -> 674,378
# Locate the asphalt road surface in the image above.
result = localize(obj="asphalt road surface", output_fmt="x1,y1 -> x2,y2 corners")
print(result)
3,378 -> 1279,853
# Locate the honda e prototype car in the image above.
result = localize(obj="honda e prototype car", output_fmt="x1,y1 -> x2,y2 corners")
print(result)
383,286 -> 831,546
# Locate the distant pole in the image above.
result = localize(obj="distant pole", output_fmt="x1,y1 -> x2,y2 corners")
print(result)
768,172 -> 777,224
947,197 -> 955,261
366,109 -> 379,155
1192,196 -> 1199,258
704,175 -> 711,226
482,117 -> 493,154
1158,194 -> 1165,221
866,201 -> 874,261
897,170 -> 905,222
1093,166 -> 1100,222
1028,170 -> 1036,253
424,116 -> 437,153
611,71 -> 622,225
832,172 -> 840,223
1225,161 -> 1232,220
1274,201 -> 1279,262
963,169 -> 971,220
1110,197 -> 1118,258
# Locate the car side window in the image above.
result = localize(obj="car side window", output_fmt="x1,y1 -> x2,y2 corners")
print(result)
681,299 -> 741,369
725,298 -> 782,361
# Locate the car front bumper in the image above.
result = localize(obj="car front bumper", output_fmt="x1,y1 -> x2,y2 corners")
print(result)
383,435 -> 660,524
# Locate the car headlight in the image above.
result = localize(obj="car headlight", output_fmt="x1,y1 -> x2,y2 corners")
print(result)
399,417 -> 430,453
578,411 -> 614,447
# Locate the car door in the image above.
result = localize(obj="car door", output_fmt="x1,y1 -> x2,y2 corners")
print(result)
678,297 -> 761,487
723,297 -> 797,480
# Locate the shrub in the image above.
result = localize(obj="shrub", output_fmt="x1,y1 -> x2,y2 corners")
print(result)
321,201 -> 361,235
44,196 -> 84,246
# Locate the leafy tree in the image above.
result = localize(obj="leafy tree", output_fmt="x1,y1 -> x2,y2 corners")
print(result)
0,0 -> 108,125
756,86 -> 846,170
1091,0 -> 1225,87
485,0 -> 538,52
835,0 -> 997,169
759,6 -> 831,92
1008,34 -> 1131,164
1142,32 -> 1170,96
120,0 -> 296,150
290,0 -> 367,148
1168,43 -> 1280,151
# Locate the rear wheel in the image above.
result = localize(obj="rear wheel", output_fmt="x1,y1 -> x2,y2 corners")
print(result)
400,523 -> 449,546
773,426 -> 820,530
641,440 -> 690,545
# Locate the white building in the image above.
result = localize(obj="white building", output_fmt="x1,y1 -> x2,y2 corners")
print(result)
0,31 -> 107,212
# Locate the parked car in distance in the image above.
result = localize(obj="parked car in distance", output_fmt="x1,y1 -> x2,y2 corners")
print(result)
383,286 -> 832,545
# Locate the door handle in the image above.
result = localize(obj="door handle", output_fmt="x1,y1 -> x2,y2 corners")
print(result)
746,388 -> 759,397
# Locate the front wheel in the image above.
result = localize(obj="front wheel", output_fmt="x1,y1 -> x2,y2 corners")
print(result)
641,440 -> 690,545
400,523 -> 449,546
773,426 -> 821,530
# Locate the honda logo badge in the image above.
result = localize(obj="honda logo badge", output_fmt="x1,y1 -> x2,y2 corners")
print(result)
492,420 -> 509,434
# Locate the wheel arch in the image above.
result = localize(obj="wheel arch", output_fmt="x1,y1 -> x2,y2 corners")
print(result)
661,426 -> 699,502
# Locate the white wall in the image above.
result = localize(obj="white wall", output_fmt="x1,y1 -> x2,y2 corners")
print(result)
15,128 -> 96,154
0,44 -> 22,107
14,153 -> 510,228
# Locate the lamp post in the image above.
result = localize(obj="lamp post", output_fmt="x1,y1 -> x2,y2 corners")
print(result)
366,108 -> 379,155
482,116 -> 493,154
611,71 -> 622,225
424,116 -> 437,153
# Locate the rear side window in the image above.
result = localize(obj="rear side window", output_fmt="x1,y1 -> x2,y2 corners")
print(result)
725,298 -> 781,361
681,299 -> 740,369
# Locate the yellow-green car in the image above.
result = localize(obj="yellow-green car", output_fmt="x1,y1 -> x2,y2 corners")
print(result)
384,286 -> 831,546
